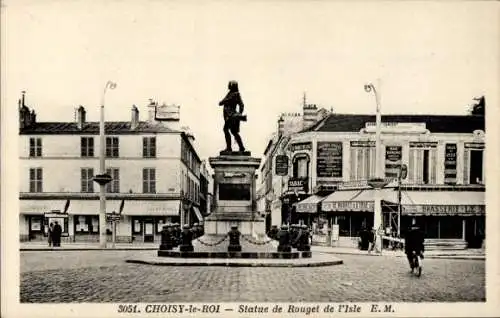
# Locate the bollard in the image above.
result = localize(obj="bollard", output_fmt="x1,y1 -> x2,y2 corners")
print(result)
277,225 -> 291,253
179,224 -> 194,252
159,223 -> 174,251
297,224 -> 311,252
227,226 -> 242,252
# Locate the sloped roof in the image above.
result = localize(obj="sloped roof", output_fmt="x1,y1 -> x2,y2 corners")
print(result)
303,114 -> 485,133
19,121 -> 178,135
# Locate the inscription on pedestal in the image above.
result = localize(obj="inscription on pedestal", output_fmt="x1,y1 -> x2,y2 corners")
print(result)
219,183 -> 251,201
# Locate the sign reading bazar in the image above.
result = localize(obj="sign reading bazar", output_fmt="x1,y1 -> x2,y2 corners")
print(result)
288,178 -> 308,193
316,142 -> 343,178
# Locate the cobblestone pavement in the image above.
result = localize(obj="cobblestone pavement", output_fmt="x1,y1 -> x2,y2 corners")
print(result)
20,251 -> 485,303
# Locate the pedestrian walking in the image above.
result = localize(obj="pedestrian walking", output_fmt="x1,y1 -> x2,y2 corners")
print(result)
47,223 -> 54,247
404,219 -> 425,275
52,221 -> 62,247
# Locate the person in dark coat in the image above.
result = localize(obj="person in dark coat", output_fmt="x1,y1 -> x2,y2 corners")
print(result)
404,219 -> 425,273
52,221 -> 62,247
219,80 -> 246,152
47,223 -> 54,247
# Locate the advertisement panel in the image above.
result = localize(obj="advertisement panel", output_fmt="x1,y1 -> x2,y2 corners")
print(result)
444,143 -> 457,184
385,146 -> 402,178
316,142 -> 343,178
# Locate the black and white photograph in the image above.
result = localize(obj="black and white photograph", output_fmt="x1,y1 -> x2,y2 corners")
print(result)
1,1 -> 499,317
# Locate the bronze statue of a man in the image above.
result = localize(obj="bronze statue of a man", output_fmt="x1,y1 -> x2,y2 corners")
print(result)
219,80 -> 246,152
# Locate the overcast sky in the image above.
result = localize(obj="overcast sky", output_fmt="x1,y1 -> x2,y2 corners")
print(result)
3,0 -> 499,161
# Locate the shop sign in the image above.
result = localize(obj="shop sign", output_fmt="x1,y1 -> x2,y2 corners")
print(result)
316,142 -> 343,178
464,142 -> 485,149
350,141 -> 375,148
444,144 -> 457,184
288,142 -> 312,152
365,122 -> 427,133
409,141 -> 437,148
275,155 -> 289,176
288,178 -> 308,193
155,104 -> 180,121
323,201 -> 374,212
296,203 -> 317,213
403,205 -> 485,215
330,224 -> 339,242
385,146 -> 402,178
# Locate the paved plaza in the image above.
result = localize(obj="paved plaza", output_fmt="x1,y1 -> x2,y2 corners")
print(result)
20,250 -> 485,303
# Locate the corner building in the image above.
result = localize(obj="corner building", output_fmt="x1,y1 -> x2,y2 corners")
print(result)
19,94 -> 203,243
263,112 -> 485,248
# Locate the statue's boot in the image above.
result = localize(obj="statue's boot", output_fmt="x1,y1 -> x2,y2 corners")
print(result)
222,130 -> 232,152
234,133 -> 245,152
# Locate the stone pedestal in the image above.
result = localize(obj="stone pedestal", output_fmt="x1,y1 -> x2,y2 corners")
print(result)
204,152 -> 265,236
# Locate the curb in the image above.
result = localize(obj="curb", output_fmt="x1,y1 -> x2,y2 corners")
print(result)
316,250 -> 485,260
20,248 -> 158,251
125,259 -> 344,268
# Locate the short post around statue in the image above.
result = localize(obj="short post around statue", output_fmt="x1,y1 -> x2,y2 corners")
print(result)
227,226 -> 242,252
179,224 -> 194,252
277,225 -> 291,253
159,223 -> 174,251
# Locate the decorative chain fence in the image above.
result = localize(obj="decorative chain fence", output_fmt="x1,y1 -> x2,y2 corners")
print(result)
241,235 -> 276,246
196,235 -> 228,247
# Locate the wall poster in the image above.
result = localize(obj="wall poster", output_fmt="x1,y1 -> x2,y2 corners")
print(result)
316,142 -> 343,178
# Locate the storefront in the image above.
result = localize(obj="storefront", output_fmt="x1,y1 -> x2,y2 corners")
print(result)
400,190 -> 485,246
20,199 -> 181,243
295,194 -> 327,226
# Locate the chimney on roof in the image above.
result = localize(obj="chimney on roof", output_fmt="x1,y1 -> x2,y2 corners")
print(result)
147,98 -> 157,122
76,105 -> 86,130
131,105 -> 139,130
19,91 -> 35,129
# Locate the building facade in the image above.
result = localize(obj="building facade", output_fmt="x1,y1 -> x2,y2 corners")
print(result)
19,93 -> 203,243
261,109 -> 485,248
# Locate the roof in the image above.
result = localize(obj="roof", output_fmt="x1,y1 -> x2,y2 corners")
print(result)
303,114 -> 485,134
19,121 -> 178,135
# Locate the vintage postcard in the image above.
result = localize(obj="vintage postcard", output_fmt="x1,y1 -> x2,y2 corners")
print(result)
1,0 -> 499,317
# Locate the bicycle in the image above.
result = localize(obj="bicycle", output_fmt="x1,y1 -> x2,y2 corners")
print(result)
410,250 -> 423,277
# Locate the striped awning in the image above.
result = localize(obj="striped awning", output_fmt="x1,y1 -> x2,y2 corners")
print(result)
295,195 -> 327,213
401,191 -> 485,216
321,188 -> 397,212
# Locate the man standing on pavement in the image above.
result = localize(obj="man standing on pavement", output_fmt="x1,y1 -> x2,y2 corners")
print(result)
404,218 -> 425,274
52,221 -> 62,247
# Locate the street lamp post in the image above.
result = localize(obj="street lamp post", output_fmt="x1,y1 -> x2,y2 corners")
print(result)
365,80 -> 385,253
95,81 -> 117,248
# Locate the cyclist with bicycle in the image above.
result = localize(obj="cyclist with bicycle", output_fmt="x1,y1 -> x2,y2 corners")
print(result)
404,219 -> 425,276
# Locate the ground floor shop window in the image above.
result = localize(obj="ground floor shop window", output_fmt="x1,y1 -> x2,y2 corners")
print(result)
74,215 -> 99,234
401,216 -> 466,239
333,213 -> 373,237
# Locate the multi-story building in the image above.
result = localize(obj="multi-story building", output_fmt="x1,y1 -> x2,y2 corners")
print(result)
19,93 -> 203,243
261,107 -> 485,248
199,160 -> 213,217
260,98 -> 330,231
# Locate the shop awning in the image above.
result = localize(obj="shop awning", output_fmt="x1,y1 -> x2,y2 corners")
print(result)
321,188 -> 397,212
51,200 -> 180,216
295,195 -> 327,213
192,206 -> 203,222
20,200 -> 71,215
401,191 -> 485,216
64,200 -> 123,215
